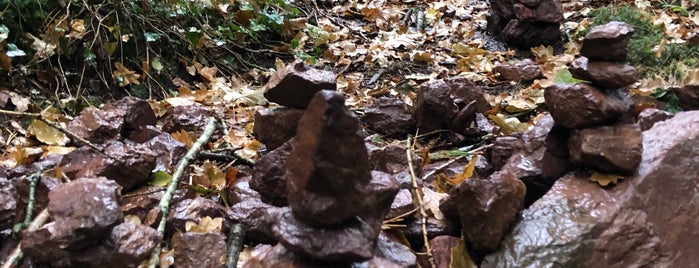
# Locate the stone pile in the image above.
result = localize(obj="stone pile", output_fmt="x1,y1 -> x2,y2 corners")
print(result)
545,21 -> 643,175
487,0 -> 563,49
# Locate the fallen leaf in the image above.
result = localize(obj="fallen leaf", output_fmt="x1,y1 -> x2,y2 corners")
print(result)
589,171 -> 623,186
488,113 -> 531,135
27,119 -> 69,146
112,62 -> 141,87
149,171 -> 173,187
171,129 -> 193,149
423,187 -> 448,220
185,216 -> 223,233
446,156 -> 477,185
450,237 -> 477,268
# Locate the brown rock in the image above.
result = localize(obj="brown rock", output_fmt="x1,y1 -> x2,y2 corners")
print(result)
483,111 -> 699,267
502,20 -> 561,49
107,221 -> 161,267
172,232 -> 227,268
414,80 -> 459,133
253,107 -> 304,150
362,96 -> 415,137
167,197 -> 231,235
493,58 -> 543,82
673,85 -> 699,110
10,174 -> 59,226
447,100 -> 478,135
67,107 -> 124,144
161,103 -> 214,133
568,124 -> 643,174
385,189 -> 413,220
225,175 -> 261,206
369,144 -> 422,175
103,96 -> 157,136
0,178 -> 17,230
569,57 -> 637,89
439,172 -> 526,254
545,83 -> 630,129
250,141 -> 292,206
120,185 -> 194,226
76,142 -> 157,191
447,77 -> 491,114
285,90 -> 373,227
580,21 -> 635,62
419,236 -> 475,268
142,132 -> 187,173
21,222 -> 73,266
637,108 -> 673,131
374,232 -> 418,267
60,146 -> 100,179
229,197 -> 283,244
402,216 -> 460,249
127,125 -> 163,143
264,60 -> 337,109
513,1 -> 563,23
491,135 -> 524,170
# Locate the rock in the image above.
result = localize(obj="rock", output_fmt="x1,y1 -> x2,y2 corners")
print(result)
502,20 -> 561,49
493,58 -> 543,82
285,90 -> 373,227
374,232 -> 418,267
568,124 -> 643,174
418,236 -> 475,268
402,217 -> 460,250
250,141 -> 292,206
483,111 -> 699,267
637,108 -> 673,131
368,144 -> 422,175
447,77 -> 491,114
580,21 -> 635,62
569,57 -> 637,89
172,232 -> 227,268
491,135 -> 524,170
385,189 -> 414,220
76,142 -> 157,192
167,197 -> 231,235
67,107 -> 124,144
161,103 -> 214,133
103,96 -> 157,136
229,197 -> 283,244
439,172 -> 526,254
362,96 -> 415,137
253,107 -> 304,150
107,221 -> 161,267
689,30 -> 699,46
487,0 -> 563,48
414,80 -> 458,133
120,186 -> 194,226
673,85 -> 699,110
59,146 -> 99,179
513,1 -> 563,23
225,175 -> 261,206
264,60 -> 337,109
21,222 -> 73,266
447,100 -> 478,135
142,132 -> 187,173
127,125 -> 163,143
545,83 -> 630,129
0,178 -> 17,230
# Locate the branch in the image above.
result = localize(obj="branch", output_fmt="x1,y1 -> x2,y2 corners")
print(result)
1,208 -> 50,268
147,117 -> 217,268
225,223 -> 245,268
406,136 -> 436,268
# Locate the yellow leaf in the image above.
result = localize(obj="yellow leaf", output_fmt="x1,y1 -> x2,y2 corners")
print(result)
683,68 -> 699,86
185,216 -> 223,233
203,161 -> 226,191
488,113 -> 531,135
27,119 -> 69,146
589,171 -> 623,186
41,146 -> 76,159
112,62 -> 141,87
446,156 -> 477,185
412,51 -> 432,62
531,45 -> 554,63
449,237 -> 477,268
171,129 -> 193,149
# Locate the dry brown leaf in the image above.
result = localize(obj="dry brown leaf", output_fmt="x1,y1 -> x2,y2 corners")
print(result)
171,129 -> 193,149
112,62 -> 141,87
68,19 -> 87,39
185,216 -> 223,233
446,156 -> 477,185
589,171 -> 623,186
488,113 -> 531,135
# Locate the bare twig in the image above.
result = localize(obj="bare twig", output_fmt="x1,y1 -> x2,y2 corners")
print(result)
1,209 -> 50,268
147,117 -> 217,268
406,136 -> 436,268
420,144 -> 493,181
225,223 -> 245,268
20,167 -> 44,229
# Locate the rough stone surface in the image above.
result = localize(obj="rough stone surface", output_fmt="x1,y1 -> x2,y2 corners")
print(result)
142,132 -> 187,173
76,142 -> 158,191
368,144 -> 421,175
569,57 -> 637,89
673,85 -> 699,110
67,107 -> 124,144
568,124 -> 643,174
419,236 -> 473,268
172,232 -> 227,268
488,0 -> 563,48
264,60 -> 337,109
385,189 -> 413,220
225,175 -> 261,206
229,197 -> 283,244
0,178 -> 17,230
59,146 -> 99,179
167,197 -> 231,234
580,21 -> 635,62
482,111 -> 699,268
502,20 -> 561,49
107,221 -> 161,267
250,141 -> 292,206
637,108 -> 673,131
414,80 -> 459,133
493,58 -> 543,82
513,1 -> 563,23
439,172 -> 526,254
545,83 -> 630,128
253,107 -> 304,150
161,103 -> 214,133
447,77 -> 491,114
362,96 -> 415,137
285,90 -> 373,227
103,96 -> 157,136
374,232 -> 418,267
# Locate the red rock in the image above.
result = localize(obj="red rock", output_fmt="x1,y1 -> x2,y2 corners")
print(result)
414,80 -> 459,133
580,21 -> 635,62
418,236 -> 474,268
167,197 -> 232,235
0,178 -> 17,230
673,85 -> 699,110
141,132 -> 187,173
447,77 -> 491,114
569,56 -> 637,89
501,19 -> 561,49
637,108 -> 673,131
513,1 -> 563,23
172,232 -> 227,268
67,107 -> 124,144
362,96 -> 415,137
250,141 -> 292,206
161,103 -> 214,133
120,186 -> 194,226
264,60 -> 337,109
253,107 -> 304,150
385,189 -> 413,220
483,112 -> 699,267
373,232 -> 417,267
545,83 -> 630,129
368,144 -> 422,175
229,197 -> 282,244
106,221 -> 161,267
493,58 -> 543,82
76,142 -> 157,191
568,124 -> 642,174
103,96 -> 156,136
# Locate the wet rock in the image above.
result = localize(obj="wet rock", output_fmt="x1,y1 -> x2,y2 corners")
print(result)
545,83 -> 630,128
368,144 -> 421,175
253,107 -> 304,150
250,141 -> 292,206
167,197 -> 231,235
243,244 -> 357,267
21,222 -> 73,266
439,172 -> 526,254
0,178 -> 17,230
673,85 -> 699,110
120,186 -> 194,226
172,232 -> 227,268
67,107 -> 124,144
569,57 -> 637,89
419,236 -> 474,268
568,124 -> 643,174
103,96 -> 157,136
483,111 -> 699,267
447,77 -> 491,114
225,175 -> 262,206
493,58 -> 543,82
161,103 -> 214,133
463,113 -> 499,137
107,221 -> 161,267
580,21 -> 635,62
264,60 -> 337,109
142,132 -> 187,173
402,217 -> 460,250
637,108 -> 673,131
362,96 -> 415,137
491,135 -> 524,170
385,189 -> 413,220
59,146 -> 100,179
285,90 -> 373,227
76,142 -> 157,191
513,1 -> 563,23
414,80 -> 458,133
127,125 -> 163,143
374,232 -> 417,267
446,100 -> 478,135
229,197 -> 283,244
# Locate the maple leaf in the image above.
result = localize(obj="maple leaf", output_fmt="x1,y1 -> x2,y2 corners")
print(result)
112,62 -> 141,87
589,171 -> 623,186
